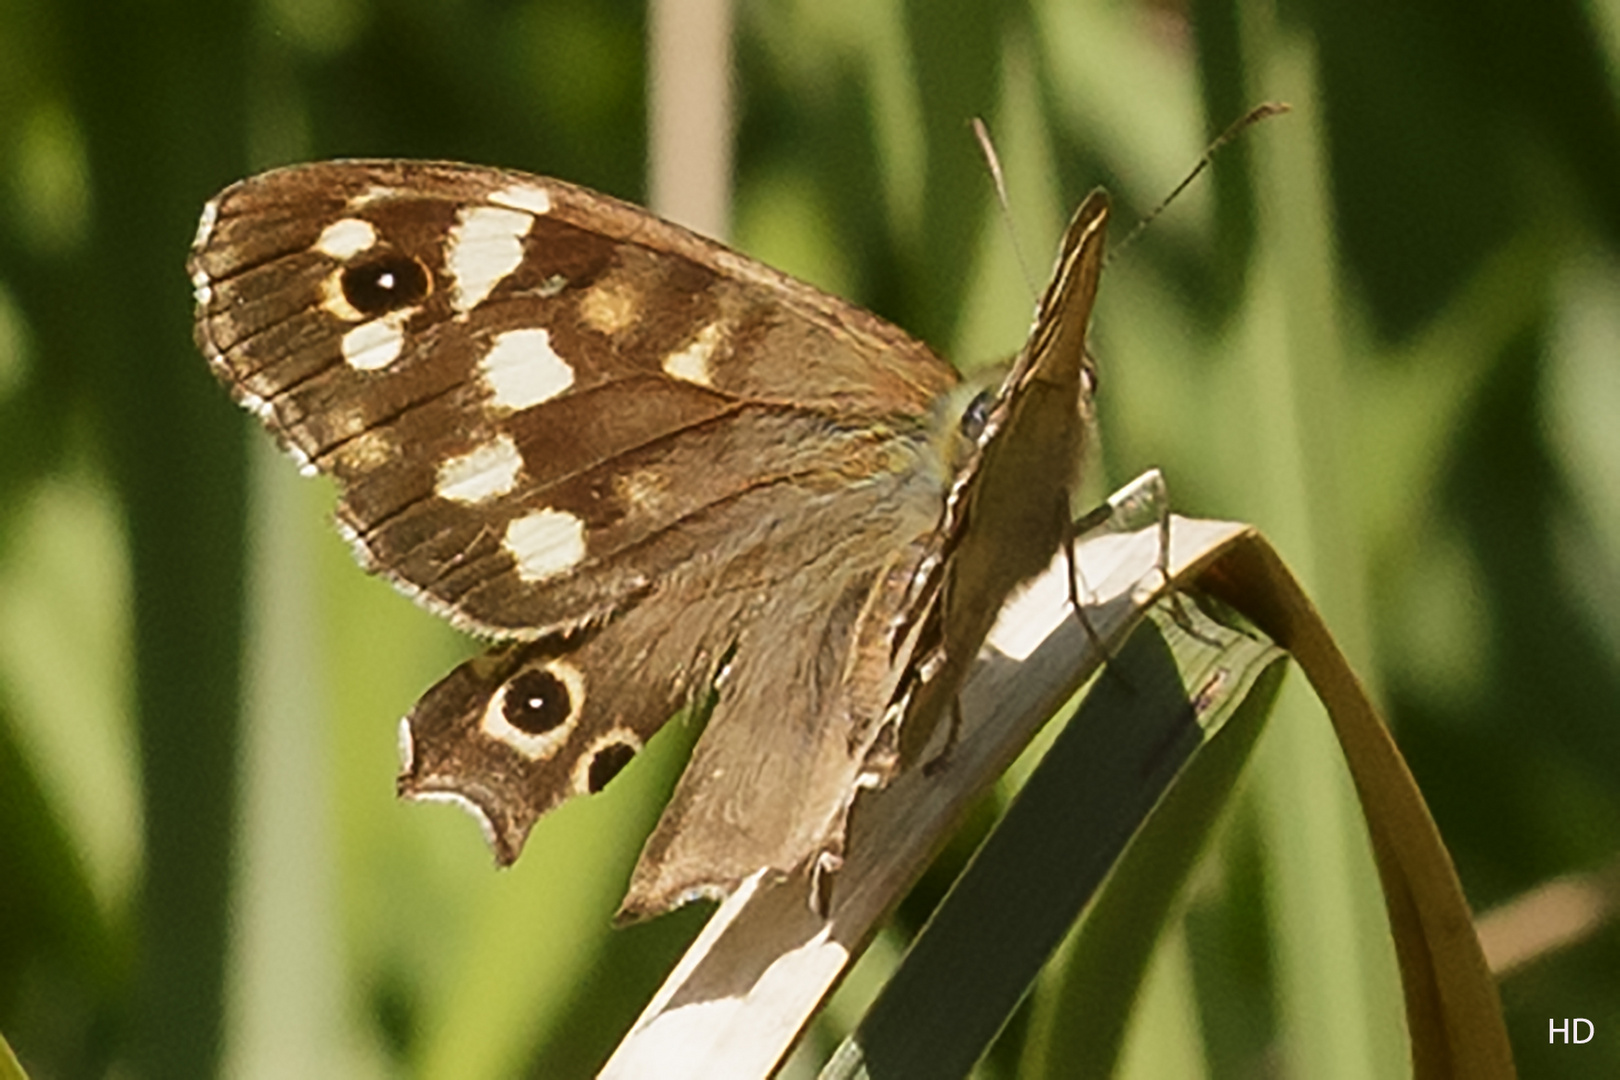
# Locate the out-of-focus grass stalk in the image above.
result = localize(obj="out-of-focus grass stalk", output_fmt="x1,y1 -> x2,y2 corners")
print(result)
1234,6 -> 1409,1078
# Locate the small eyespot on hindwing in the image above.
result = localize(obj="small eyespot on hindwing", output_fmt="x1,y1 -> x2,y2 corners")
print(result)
587,742 -> 637,793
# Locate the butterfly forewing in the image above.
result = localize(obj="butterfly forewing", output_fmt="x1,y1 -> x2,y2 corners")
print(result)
191,159 -> 974,914
192,161 -> 957,640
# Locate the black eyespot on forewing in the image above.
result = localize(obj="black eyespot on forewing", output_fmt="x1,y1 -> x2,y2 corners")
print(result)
504,668 -> 572,735
341,253 -> 431,315
586,742 -> 637,793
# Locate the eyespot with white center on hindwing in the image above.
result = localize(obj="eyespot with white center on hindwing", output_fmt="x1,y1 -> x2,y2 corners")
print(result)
504,509 -> 587,582
478,328 -> 574,410
481,659 -> 586,760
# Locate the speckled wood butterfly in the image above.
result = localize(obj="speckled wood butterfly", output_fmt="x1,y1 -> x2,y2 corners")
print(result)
189,161 -> 1106,919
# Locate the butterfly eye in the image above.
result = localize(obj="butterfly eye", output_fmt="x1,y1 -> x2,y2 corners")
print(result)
504,666 -> 573,735
960,389 -> 995,442
340,253 -> 431,315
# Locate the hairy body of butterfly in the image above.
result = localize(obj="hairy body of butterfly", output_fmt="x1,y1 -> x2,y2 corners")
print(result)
190,160 -> 1105,919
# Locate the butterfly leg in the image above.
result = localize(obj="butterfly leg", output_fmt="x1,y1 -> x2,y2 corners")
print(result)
921,695 -> 967,777
810,848 -> 844,916
1064,501 -> 1115,660
1138,475 -> 1220,645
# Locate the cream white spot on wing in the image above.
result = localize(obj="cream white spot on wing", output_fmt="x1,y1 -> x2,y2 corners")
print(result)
481,659 -> 587,760
488,184 -> 553,215
193,200 -> 219,251
396,716 -> 416,772
613,468 -> 669,512
341,314 -> 407,370
191,269 -> 212,306
661,322 -> 724,386
448,205 -> 534,312
319,272 -> 365,321
334,516 -> 373,567
479,328 -> 573,411
315,217 -> 378,259
351,185 -> 398,207
323,404 -> 372,441
238,389 -> 272,422
337,428 -> 397,473
579,279 -> 640,334
504,509 -> 586,582
436,433 -> 523,504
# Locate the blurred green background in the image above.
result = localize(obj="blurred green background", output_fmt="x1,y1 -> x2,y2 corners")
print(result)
2,0 -> 1618,1076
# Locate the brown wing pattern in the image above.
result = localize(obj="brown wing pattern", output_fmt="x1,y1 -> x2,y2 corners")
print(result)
399,456 -> 943,915
191,160 -> 957,640
192,160 -> 968,913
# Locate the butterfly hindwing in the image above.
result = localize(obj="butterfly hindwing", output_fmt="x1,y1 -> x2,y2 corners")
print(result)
397,430 -> 950,902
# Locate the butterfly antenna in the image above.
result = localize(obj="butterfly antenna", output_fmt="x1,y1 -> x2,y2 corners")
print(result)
971,117 -> 1040,300
1109,101 -> 1291,263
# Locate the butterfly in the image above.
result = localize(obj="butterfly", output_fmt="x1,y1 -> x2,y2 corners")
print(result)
188,160 -> 1107,920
